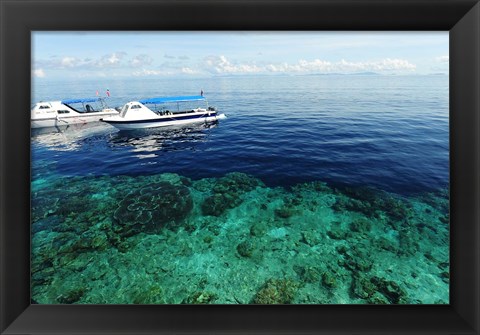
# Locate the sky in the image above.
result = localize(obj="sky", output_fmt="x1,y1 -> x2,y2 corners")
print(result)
32,32 -> 449,79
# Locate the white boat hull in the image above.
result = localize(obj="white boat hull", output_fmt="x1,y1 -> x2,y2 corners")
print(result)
31,111 -> 119,129
103,113 -> 226,130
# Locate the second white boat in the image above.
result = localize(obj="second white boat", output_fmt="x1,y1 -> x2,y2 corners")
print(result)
31,97 -> 119,129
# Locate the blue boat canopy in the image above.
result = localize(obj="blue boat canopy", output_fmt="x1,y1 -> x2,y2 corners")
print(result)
62,98 -> 102,104
139,95 -> 206,104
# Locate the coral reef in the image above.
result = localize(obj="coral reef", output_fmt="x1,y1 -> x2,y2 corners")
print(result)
351,275 -> 376,299
183,291 -> 217,304
321,271 -> 337,288
252,279 -> 299,304
351,275 -> 408,304
113,181 -> 193,235
130,284 -> 164,304
250,221 -> 268,237
294,266 -> 322,283
370,276 -> 408,304
333,186 -> 413,221
201,172 -> 264,216
301,231 -> 321,246
340,245 -> 374,272
350,218 -> 372,234
327,226 -> 348,240
57,287 -> 85,304
275,207 -> 295,219
30,172 -> 449,305
236,240 -> 256,258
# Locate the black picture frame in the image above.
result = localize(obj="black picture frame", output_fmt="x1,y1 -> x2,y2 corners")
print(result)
1,0 -> 479,334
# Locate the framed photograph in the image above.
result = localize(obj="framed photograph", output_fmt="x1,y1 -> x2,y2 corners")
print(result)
1,0 -> 479,334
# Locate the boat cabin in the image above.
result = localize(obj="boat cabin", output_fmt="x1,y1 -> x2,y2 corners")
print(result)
118,101 -> 158,119
31,97 -> 109,118
118,96 -> 215,120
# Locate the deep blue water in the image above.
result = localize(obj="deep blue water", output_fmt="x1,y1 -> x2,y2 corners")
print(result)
31,75 -> 449,195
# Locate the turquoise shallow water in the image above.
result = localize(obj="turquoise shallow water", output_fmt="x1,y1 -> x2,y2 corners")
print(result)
31,172 -> 449,304
31,74 -> 449,304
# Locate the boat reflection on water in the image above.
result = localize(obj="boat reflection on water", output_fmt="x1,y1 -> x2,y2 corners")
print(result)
31,122 -> 111,151
107,121 -> 219,158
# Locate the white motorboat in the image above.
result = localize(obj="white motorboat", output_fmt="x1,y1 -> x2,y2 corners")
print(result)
101,95 -> 226,130
31,97 -> 119,129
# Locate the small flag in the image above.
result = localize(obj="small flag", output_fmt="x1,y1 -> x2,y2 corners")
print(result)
106,89 -> 110,97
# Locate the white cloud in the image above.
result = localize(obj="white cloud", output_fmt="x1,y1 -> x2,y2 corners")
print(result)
132,67 -> 201,76
36,52 -> 158,71
335,58 -> 416,72
130,54 -> 153,67
163,54 -> 190,60
203,55 -> 262,74
57,54 -> 124,69
202,55 -> 416,75
73,72 -> 108,79
60,57 -> 78,68
94,52 -> 127,67
181,67 -> 200,75
35,53 -> 417,77
132,56 -> 416,77
33,68 -> 46,78
436,55 -> 449,63
281,58 -> 415,73
132,68 -> 165,76
266,59 -> 333,73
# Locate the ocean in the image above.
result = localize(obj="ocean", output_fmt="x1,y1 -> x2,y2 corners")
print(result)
31,74 -> 450,304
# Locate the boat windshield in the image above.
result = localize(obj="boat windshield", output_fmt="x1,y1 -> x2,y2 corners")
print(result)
62,98 -> 107,113
63,103 -> 81,113
120,104 -> 129,117
32,103 -> 52,110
